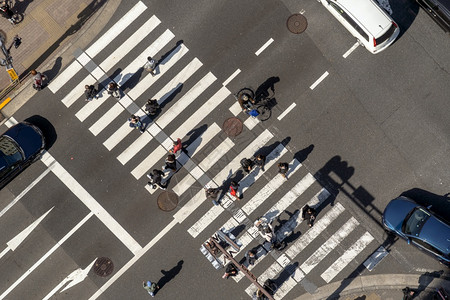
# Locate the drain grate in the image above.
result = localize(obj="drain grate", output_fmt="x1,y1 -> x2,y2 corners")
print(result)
223,117 -> 243,137
157,191 -> 179,212
93,257 -> 114,277
287,14 -> 308,34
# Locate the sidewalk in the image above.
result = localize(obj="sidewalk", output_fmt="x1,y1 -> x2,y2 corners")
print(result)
0,0 -> 121,120
294,273 -> 447,300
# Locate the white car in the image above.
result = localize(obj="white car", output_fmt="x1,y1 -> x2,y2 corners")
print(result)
318,0 -> 400,54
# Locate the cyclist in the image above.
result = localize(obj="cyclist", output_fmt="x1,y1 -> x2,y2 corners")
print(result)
238,93 -> 256,112
0,1 -> 16,24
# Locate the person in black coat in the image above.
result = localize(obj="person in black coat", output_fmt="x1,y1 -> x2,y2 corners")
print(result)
302,204 -> 317,227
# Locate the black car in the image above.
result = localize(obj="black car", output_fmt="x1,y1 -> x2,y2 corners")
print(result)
0,122 -> 46,189
416,0 -> 450,33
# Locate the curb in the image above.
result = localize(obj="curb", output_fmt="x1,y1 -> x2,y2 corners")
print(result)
293,274 -> 448,300
0,0 -> 122,126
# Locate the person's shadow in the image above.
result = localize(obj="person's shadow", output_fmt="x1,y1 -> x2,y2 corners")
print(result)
156,260 -> 184,293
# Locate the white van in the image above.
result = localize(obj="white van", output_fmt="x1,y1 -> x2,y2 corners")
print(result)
318,0 -> 400,54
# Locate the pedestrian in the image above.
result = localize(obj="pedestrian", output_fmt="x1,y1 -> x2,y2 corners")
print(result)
245,249 -> 257,266
163,154 -> 177,173
277,162 -> 289,179
240,157 -> 254,174
128,114 -> 145,133
263,279 -> 277,295
30,70 -> 48,91
205,186 -> 221,206
106,82 -> 120,99
302,204 -> 317,227
0,1 -> 16,24
145,99 -> 160,116
147,169 -> 166,190
253,289 -> 269,300
205,238 -> 220,255
228,180 -> 240,201
169,138 -> 183,155
144,56 -> 156,76
84,84 -> 98,101
143,280 -> 159,297
255,154 -> 266,171
402,287 -> 415,300
222,263 -> 238,279
262,225 -> 276,244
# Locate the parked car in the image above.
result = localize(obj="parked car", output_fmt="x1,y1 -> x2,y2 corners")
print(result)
318,0 -> 400,54
416,0 -> 450,34
0,122 -> 45,189
382,196 -> 450,266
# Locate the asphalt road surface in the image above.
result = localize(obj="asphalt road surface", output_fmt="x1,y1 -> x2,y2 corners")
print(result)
0,0 -> 449,299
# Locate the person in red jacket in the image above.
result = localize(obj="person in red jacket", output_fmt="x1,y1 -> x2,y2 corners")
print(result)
170,138 -> 182,154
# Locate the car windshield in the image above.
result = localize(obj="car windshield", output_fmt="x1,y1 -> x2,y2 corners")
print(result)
402,208 -> 430,236
0,136 -> 23,165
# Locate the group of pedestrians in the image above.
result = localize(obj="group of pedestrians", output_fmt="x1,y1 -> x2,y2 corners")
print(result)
0,0 -> 18,25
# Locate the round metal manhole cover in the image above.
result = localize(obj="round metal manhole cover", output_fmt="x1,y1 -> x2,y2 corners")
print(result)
157,191 -> 179,212
93,257 -> 114,277
287,14 -> 308,34
223,117 -> 243,137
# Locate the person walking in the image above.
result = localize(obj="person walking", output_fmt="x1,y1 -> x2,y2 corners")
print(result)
84,84 -> 98,101
245,249 -> 257,266
253,289 -> 269,300
169,138 -> 183,155
31,70 -> 48,90
163,154 -> 177,173
205,186 -> 221,206
222,263 -> 238,279
128,114 -> 145,133
106,82 -> 120,99
147,169 -> 166,190
145,99 -> 160,116
144,56 -> 156,76
228,180 -> 240,201
302,204 -> 317,227
277,162 -> 289,179
143,280 -> 159,297
0,1 -> 16,24
240,157 -> 254,174
255,154 -> 266,171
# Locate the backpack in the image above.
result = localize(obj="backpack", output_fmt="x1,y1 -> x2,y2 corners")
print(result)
240,158 -> 252,168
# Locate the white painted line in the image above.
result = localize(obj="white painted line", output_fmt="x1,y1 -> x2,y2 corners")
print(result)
131,145 -> 167,179
173,185 -> 215,223
117,132 -> 153,165
229,101 -> 241,116
171,174 -> 196,196
99,15 -> 161,71
186,123 -> 221,158
343,42 -> 359,58
156,72 -> 216,128
301,217 -> 359,274
103,122 -> 133,151
0,168 -> 51,218
170,86 -> 230,139
222,69 -> 241,86
89,219 -> 178,300
275,276 -> 300,299
61,74 -> 97,108
198,138 -> 234,171
0,212 -> 94,299
187,205 -> 224,237
321,231 -> 374,283
89,102 -> 125,136
152,58 -> 203,104
86,1 -> 147,58
41,153 -> 142,254
129,43 -> 189,100
243,115 -> 259,130
285,202 -> 345,259
245,260 -> 283,296
277,102 -> 296,120
49,1 -> 147,93
310,71 -> 329,90
255,38 -> 274,56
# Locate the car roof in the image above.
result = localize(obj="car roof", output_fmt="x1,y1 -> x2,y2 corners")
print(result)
2,122 -> 44,158
335,0 -> 393,36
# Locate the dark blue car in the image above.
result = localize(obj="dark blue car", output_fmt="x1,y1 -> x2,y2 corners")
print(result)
0,122 -> 45,189
382,196 -> 450,266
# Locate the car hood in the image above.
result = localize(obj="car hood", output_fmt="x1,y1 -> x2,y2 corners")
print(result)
382,197 -> 417,231
4,123 -> 44,158
420,217 -> 450,255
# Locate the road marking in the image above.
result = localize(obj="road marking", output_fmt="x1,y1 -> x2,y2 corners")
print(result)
0,207 -> 54,260
343,42 -> 359,58
255,38 -> 274,56
310,71 -> 329,90
222,69 -> 241,86
198,137 -> 234,171
40,152 -> 142,255
321,231 -> 374,283
277,102 -> 296,120
0,212 -> 93,299
88,219 -> 178,300
48,1 -> 147,93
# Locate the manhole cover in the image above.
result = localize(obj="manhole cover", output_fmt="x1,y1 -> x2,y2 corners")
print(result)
93,257 -> 114,277
157,191 -> 179,212
223,117 -> 243,137
287,14 -> 308,34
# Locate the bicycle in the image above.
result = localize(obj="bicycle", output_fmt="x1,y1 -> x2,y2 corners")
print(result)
234,87 -> 273,122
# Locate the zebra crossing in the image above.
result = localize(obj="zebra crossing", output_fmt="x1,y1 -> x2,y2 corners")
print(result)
48,1 -> 380,299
